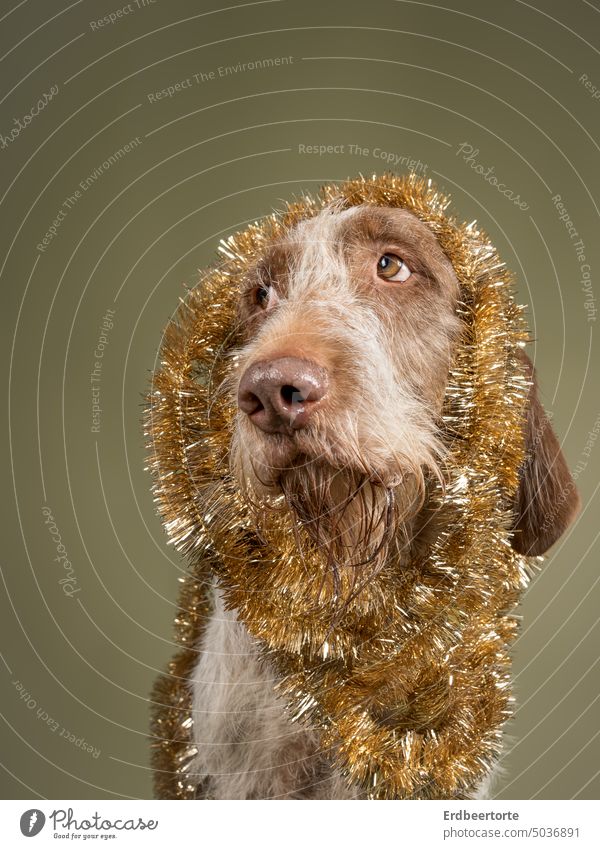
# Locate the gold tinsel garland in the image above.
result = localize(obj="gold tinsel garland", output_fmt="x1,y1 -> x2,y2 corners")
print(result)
146,173 -> 538,800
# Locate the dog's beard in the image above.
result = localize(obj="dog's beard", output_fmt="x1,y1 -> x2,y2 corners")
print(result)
281,460 -> 399,599
236,449 -> 432,608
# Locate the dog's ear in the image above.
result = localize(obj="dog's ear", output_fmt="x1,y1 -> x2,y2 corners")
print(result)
510,350 -> 580,556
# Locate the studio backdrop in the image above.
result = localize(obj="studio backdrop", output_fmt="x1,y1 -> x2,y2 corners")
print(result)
1,0 -> 598,801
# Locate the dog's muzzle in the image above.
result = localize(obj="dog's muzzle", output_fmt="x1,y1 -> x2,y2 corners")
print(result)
237,357 -> 329,435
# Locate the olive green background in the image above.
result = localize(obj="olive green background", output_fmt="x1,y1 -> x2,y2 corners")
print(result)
1,0 -> 598,800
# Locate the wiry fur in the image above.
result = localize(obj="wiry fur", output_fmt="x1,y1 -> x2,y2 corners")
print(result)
190,586 -> 356,799
189,203 -> 579,799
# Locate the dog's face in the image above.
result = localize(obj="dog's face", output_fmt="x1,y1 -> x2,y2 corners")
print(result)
229,204 -> 460,574
229,203 -> 579,574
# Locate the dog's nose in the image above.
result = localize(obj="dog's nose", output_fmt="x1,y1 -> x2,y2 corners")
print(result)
238,357 -> 329,434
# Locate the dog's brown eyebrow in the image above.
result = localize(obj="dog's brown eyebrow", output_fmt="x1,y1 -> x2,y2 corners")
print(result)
341,209 -> 405,242
340,215 -> 437,280
245,244 -> 293,290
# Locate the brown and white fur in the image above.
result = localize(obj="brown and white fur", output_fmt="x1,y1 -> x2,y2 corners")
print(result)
189,203 -> 580,799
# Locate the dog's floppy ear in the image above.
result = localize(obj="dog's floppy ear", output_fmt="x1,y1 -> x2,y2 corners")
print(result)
510,350 -> 580,556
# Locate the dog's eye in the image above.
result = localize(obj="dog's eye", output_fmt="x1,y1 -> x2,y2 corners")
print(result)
253,283 -> 276,310
256,285 -> 270,307
376,253 -> 412,282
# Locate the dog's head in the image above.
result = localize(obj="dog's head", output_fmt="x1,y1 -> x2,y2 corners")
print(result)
229,201 -> 579,577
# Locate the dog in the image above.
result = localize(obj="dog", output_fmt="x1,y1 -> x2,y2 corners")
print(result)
186,200 -> 580,799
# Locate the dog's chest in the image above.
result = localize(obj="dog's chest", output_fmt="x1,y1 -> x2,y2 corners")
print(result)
189,586 -> 355,799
